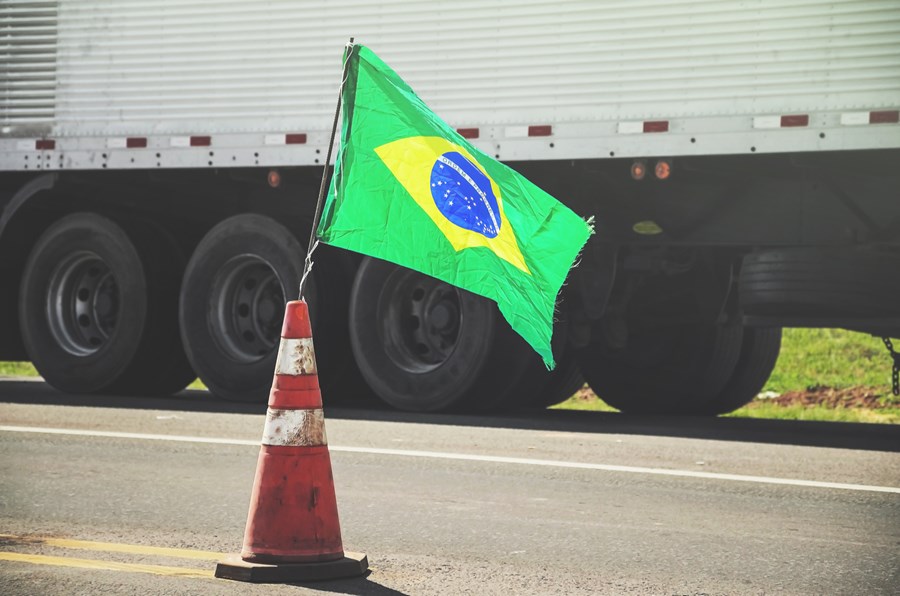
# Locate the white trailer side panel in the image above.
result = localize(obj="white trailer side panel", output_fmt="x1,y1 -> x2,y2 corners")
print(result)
2,0 -> 899,170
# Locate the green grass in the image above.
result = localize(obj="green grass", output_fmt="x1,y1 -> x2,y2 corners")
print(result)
764,328 -> 893,392
0,361 -> 37,377
724,403 -> 900,424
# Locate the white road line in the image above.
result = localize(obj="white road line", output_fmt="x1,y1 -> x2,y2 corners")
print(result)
1,424 -> 898,495
0,425 -> 259,446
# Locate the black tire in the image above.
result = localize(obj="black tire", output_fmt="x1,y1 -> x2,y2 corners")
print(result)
474,321 -> 544,412
509,315 -> 585,409
106,219 -> 196,396
689,327 -> 782,415
503,351 -> 552,410
349,257 -> 532,412
509,351 -> 584,410
19,213 -> 192,395
740,248 -> 900,317
576,322 -> 744,415
179,214 -> 316,403
312,247 -> 377,406
531,347 -> 585,408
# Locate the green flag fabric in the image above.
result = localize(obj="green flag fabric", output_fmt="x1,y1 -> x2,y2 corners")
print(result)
317,44 -> 592,368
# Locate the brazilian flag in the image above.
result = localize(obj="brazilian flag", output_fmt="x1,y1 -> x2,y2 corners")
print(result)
317,44 -> 592,368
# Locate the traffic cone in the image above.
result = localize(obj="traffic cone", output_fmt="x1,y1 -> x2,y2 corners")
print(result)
215,300 -> 367,583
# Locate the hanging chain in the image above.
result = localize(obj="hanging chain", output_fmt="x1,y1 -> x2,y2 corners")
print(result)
883,337 -> 900,396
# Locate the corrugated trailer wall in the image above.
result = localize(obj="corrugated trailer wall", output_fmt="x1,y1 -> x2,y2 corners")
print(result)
2,0 -> 899,158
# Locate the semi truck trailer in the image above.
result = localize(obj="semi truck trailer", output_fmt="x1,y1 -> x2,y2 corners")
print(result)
2,0 -> 899,414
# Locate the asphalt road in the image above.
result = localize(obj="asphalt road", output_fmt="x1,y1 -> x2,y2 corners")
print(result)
1,379 -> 898,595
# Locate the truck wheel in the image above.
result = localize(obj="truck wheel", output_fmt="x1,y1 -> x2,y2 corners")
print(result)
510,318 -> 585,409
349,257 -> 530,412
576,322 -> 743,415
19,213 -> 192,395
309,248 -> 377,406
689,327 -> 782,415
474,323 -> 543,411
529,348 -> 585,408
106,219 -> 196,396
179,214 -> 315,403
507,352 -> 583,410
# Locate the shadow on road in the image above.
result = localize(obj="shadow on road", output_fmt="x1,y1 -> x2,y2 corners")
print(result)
290,571 -> 410,596
2,379 -> 898,453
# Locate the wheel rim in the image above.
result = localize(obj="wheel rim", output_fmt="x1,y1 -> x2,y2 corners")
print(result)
378,269 -> 462,373
46,252 -> 120,356
209,255 -> 285,364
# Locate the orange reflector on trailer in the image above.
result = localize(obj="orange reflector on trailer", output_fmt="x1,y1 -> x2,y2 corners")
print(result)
654,160 -> 672,180
268,170 -> 281,188
631,161 -> 646,180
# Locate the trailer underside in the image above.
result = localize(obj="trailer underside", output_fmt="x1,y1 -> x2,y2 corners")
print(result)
1,149 -> 898,414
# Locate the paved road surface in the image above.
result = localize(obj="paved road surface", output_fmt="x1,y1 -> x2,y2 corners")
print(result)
1,380 -> 898,595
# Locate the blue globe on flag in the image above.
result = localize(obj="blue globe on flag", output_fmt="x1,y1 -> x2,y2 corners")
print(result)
429,152 -> 501,238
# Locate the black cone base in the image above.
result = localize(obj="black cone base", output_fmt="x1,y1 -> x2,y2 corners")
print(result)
215,552 -> 368,583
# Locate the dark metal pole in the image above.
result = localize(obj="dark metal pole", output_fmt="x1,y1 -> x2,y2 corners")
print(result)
298,37 -> 355,300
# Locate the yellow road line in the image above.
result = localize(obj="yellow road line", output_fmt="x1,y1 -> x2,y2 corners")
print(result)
0,552 -> 215,579
0,534 -> 226,561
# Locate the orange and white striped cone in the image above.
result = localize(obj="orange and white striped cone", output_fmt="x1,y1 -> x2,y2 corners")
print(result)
215,300 -> 367,583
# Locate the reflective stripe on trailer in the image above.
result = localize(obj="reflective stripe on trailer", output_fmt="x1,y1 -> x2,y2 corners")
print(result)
504,125 -> 554,137
19,139 -> 56,150
264,133 -> 307,145
106,138 -> 148,148
753,115 -> 809,129
3,109 -> 898,170
170,136 -> 212,147
841,110 -> 900,125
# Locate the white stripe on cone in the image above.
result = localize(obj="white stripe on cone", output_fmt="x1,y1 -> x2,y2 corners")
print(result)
275,338 -> 317,376
261,408 -> 327,447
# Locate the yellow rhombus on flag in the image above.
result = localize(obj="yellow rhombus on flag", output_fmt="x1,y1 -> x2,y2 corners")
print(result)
317,44 -> 592,368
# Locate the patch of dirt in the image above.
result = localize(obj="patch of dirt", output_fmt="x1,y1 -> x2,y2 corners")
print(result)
759,385 -> 899,409
572,385 -> 594,401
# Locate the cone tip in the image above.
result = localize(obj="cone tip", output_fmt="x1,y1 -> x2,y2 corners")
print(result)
282,300 -> 312,339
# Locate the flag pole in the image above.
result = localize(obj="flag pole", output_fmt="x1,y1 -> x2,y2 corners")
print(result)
298,37 -> 355,300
